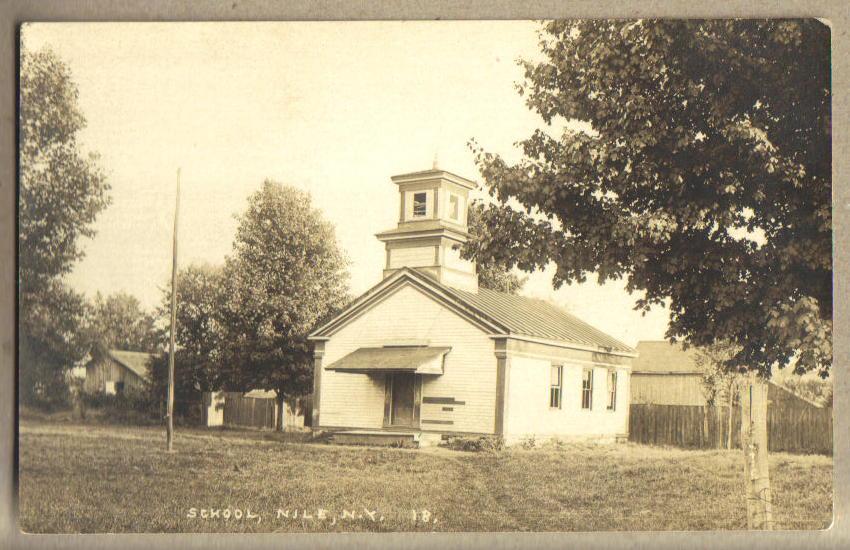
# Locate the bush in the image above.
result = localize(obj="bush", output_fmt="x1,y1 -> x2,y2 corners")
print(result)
443,435 -> 504,453
82,388 -> 159,425
520,435 -> 537,450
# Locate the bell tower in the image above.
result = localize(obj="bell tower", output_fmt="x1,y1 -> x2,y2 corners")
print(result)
376,168 -> 478,292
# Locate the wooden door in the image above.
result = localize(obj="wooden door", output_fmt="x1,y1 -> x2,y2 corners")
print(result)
390,372 -> 416,427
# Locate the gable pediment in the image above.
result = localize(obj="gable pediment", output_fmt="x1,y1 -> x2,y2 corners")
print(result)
309,268 -> 507,340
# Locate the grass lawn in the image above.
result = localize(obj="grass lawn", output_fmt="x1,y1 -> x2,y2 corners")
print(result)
18,420 -> 833,533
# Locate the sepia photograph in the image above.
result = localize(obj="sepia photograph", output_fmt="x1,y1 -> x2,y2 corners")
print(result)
15,19 -> 833,534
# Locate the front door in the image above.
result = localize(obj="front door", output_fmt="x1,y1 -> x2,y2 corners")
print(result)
389,372 -> 416,427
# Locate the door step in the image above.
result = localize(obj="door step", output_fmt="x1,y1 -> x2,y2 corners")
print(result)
332,430 -> 418,448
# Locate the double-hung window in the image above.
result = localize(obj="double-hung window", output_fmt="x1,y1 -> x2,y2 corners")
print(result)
549,364 -> 562,409
607,369 -> 617,411
581,368 -> 593,410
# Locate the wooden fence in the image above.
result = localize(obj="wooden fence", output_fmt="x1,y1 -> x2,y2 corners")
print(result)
629,403 -> 833,455
222,392 -> 276,429
219,392 -> 311,430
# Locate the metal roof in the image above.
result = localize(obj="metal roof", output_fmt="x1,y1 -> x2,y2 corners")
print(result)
108,350 -> 155,380
631,341 -> 701,374
325,346 -> 451,375
445,285 -> 635,353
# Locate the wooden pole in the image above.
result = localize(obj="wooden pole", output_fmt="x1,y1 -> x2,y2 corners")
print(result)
166,168 -> 181,452
741,372 -> 773,529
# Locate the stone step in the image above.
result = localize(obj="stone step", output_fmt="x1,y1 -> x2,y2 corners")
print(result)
331,430 -> 418,447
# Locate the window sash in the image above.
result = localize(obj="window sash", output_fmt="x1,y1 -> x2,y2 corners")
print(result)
549,365 -> 562,409
581,368 -> 593,409
412,192 -> 427,217
607,370 -> 617,410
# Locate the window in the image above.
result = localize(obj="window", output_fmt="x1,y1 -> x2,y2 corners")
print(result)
581,368 -> 593,410
412,192 -> 427,218
607,369 -> 617,411
448,193 -> 460,221
549,364 -> 562,409
115,381 -> 125,395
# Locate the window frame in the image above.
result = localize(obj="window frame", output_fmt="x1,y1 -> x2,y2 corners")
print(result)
607,369 -> 617,411
549,364 -> 562,409
411,191 -> 428,219
448,193 -> 461,222
581,368 -> 593,410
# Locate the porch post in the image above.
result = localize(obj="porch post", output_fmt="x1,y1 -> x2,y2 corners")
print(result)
311,341 -> 325,430
494,338 -> 510,436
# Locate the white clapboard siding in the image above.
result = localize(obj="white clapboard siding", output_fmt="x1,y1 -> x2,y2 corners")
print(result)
388,246 -> 435,269
505,356 -> 630,439
443,246 -> 475,274
320,283 -> 497,433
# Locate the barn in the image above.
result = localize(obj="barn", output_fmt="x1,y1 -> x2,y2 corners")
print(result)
630,341 -> 707,405
630,340 -> 826,409
309,167 -> 636,446
84,349 -> 154,395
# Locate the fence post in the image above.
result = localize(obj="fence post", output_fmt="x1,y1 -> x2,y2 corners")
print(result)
742,375 -> 773,530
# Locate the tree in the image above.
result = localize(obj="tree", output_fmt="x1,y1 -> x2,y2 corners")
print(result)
19,48 -> 110,297
87,292 -> 158,354
220,181 -> 349,431
468,20 -> 830,529
19,47 -> 110,406
694,341 -> 742,449
466,203 -> 526,294
19,281 -> 89,409
149,264 -> 229,407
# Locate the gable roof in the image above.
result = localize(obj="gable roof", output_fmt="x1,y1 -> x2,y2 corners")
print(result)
446,285 -> 633,353
310,267 -> 635,355
632,341 -> 701,374
107,350 -> 155,380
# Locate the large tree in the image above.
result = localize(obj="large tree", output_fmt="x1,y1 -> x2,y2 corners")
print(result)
467,20 -> 830,528
87,291 -> 158,354
220,181 -> 349,430
469,20 -> 830,376
149,264 -> 228,405
466,203 -> 526,294
19,47 -> 110,406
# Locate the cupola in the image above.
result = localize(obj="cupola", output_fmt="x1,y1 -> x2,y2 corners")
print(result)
375,168 -> 478,292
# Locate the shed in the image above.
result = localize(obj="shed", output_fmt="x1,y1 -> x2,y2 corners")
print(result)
84,349 -> 154,395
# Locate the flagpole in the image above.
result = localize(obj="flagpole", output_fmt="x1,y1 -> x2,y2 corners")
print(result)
167,168 -> 180,452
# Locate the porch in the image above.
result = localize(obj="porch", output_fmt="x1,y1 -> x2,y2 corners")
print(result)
321,345 -> 452,439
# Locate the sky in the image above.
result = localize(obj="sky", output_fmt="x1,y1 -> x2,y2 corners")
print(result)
22,21 -> 671,347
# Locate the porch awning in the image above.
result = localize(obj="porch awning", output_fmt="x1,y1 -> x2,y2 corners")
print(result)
324,346 -> 450,375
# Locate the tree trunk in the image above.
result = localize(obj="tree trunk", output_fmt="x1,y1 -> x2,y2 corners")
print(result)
741,373 -> 773,529
275,392 -> 285,432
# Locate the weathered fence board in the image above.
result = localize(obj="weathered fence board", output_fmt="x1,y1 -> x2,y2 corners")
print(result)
223,392 -> 276,430
629,403 -> 832,455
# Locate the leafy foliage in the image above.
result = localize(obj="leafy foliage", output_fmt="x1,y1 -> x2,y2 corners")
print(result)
465,203 -> 527,294
19,48 -> 110,296
87,292 -> 158,354
219,181 -> 350,427
150,264 -> 228,399
19,48 -> 110,406
694,341 -> 742,406
443,435 -> 505,453
469,20 -> 831,377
